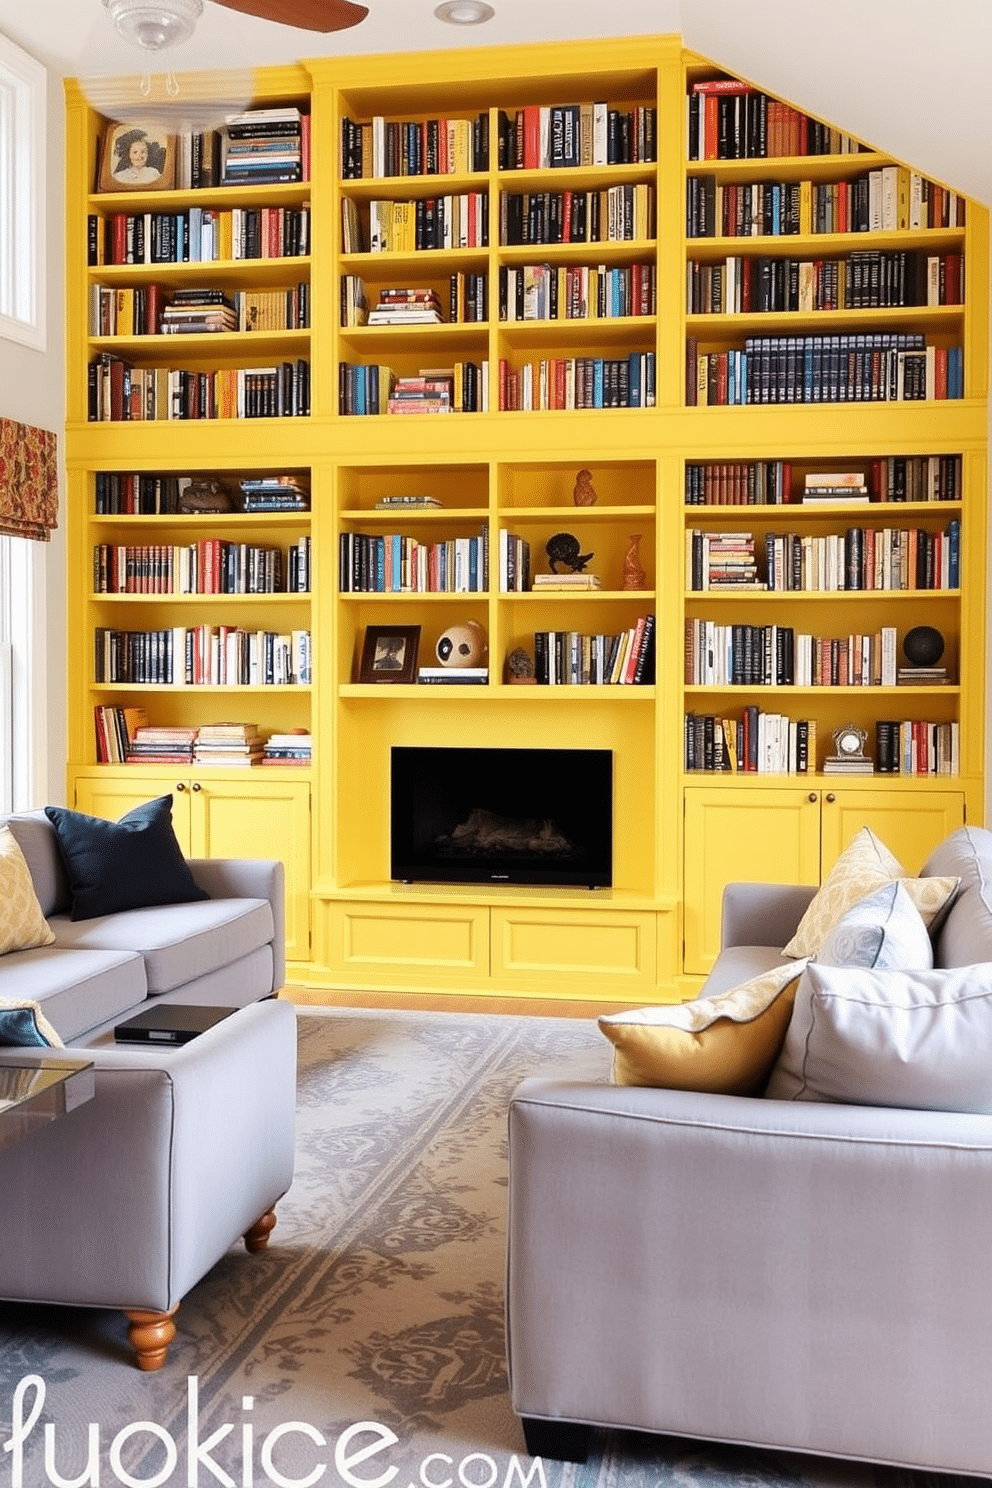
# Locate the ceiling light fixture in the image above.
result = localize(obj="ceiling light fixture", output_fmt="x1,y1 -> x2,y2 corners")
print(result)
103,0 -> 204,52
433,1 -> 495,24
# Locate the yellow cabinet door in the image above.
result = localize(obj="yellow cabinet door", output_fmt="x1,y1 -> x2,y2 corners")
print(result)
683,786 -> 822,976
71,774 -> 193,846
189,778 -> 311,963
819,790 -> 966,878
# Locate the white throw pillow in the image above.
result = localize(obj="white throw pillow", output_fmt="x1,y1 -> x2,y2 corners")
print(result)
817,880 -> 933,971
765,961 -> 992,1111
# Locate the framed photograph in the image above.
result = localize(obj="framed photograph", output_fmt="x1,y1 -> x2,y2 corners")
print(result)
98,122 -> 176,193
359,625 -> 420,684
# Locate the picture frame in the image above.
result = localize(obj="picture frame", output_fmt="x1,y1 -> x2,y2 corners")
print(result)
98,122 -> 176,193
359,625 -> 421,684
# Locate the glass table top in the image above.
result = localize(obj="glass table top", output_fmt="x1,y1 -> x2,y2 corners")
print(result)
0,1059 -> 95,1151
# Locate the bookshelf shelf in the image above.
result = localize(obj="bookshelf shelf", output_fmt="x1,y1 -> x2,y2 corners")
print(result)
64,35 -> 987,995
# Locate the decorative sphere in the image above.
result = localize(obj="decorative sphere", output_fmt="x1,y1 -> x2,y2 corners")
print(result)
903,625 -> 944,667
436,619 -> 488,668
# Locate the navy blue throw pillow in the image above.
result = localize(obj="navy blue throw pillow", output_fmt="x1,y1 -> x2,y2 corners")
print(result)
44,796 -> 209,921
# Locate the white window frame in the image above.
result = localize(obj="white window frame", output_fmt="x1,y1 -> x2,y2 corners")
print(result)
0,31 -> 46,351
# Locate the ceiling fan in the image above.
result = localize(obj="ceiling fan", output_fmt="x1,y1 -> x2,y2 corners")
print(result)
103,0 -> 369,51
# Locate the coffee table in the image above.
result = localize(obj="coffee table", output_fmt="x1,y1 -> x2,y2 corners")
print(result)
0,1059 -> 94,1151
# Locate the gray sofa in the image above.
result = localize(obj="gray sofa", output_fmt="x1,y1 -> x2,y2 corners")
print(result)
0,805 -> 295,1369
506,825 -> 992,1476
0,807 -> 285,1044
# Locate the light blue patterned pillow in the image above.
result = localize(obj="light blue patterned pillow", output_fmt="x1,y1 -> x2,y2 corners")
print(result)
0,998 -> 63,1047
817,880 -> 933,971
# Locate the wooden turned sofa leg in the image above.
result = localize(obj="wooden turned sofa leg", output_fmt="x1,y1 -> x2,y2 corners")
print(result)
244,1207 -> 277,1253
124,1307 -> 178,1371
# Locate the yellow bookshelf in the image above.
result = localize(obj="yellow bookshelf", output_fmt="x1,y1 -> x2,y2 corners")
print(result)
64,37 -> 988,998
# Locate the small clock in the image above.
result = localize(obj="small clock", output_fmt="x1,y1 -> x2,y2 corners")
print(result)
832,725 -> 868,760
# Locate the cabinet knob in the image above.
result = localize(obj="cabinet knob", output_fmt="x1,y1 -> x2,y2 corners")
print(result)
191,782 -> 202,792
175,782 -> 186,792
826,793 -> 836,803
808,792 -> 817,803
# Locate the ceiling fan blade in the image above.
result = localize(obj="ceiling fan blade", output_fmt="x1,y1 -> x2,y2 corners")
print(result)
210,0 -> 369,30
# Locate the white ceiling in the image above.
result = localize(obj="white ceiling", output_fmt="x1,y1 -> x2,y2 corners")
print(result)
1,0 -> 991,206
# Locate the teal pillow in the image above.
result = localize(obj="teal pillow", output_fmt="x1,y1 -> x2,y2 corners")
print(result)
0,998 -> 62,1046
44,797 -> 209,921
816,880 -> 934,971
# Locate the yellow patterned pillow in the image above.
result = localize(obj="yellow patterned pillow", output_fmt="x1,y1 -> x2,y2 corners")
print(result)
0,825 -> 56,956
783,826 -> 958,958
599,961 -> 806,1096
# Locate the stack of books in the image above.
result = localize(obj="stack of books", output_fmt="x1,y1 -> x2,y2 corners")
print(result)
262,730 -> 312,764
418,666 -> 488,685
387,370 -> 455,413
193,721 -> 264,767
160,289 -> 237,335
369,288 -> 444,325
897,665 -> 950,685
125,725 -> 198,764
531,572 -> 603,592
239,476 -> 311,512
801,471 -> 870,503
374,494 -> 444,509
686,530 -> 762,589
221,108 -> 303,186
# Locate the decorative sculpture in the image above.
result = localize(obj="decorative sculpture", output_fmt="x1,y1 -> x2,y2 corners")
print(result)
505,646 -> 536,684
545,532 -> 593,573
903,625 -> 945,667
572,468 -> 598,506
436,619 -> 488,668
623,533 -> 646,590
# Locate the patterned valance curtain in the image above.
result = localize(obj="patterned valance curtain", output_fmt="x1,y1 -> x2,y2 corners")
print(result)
0,419 -> 59,541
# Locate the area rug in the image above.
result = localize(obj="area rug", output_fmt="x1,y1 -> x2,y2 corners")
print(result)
0,1008 -> 968,1488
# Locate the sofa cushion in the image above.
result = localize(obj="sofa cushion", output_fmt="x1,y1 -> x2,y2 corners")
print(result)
0,825 -> 56,955
1,811 -> 69,917
817,880 -> 933,971
49,896 -> 275,995
0,944 -> 146,1042
920,826 -> 992,967
0,998 -> 63,1047
44,797 -> 209,921
783,826 -> 959,958
765,961 -> 992,1111
599,960 -> 806,1096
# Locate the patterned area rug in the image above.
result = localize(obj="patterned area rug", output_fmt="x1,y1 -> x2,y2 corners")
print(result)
0,1008 -> 969,1488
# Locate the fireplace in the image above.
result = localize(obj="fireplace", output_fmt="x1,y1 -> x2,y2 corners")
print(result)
390,746 -> 613,888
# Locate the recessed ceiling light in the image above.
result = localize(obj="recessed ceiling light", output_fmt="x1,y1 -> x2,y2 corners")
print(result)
434,1 -> 495,24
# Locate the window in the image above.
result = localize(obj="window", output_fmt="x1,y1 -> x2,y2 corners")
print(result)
0,31 -> 45,351
0,534 -> 46,811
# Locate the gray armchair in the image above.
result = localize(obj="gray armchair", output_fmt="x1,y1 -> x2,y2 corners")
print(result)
0,998 -> 296,1369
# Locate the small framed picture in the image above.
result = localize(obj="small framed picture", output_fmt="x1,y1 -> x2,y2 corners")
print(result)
359,625 -> 420,684
98,122 -> 176,193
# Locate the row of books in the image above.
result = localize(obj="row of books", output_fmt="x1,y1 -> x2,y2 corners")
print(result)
533,615 -> 655,685
685,251 -> 964,315
93,472 -> 308,516
341,194 -> 489,254
90,283 -> 310,337
499,262 -> 656,322
88,356 -> 311,421
687,80 -> 864,162
338,529 -> 488,594
497,103 -> 657,170
338,362 -> 487,415
684,710 -> 817,774
686,168 -> 966,240
763,522 -> 961,593
500,184 -> 654,247
341,112 -> 489,180
686,336 -> 964,406
498,352 -> 656,411
684,456 -> 964,507
93,709 -> 312,766
89,204 -> 311,268
94,626 -> 312,686
93,537 -> 311,595
685,620 -> 901,688
876,720 -> 959,776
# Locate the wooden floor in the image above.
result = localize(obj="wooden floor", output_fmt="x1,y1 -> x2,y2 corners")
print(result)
282,983 -> 631,1019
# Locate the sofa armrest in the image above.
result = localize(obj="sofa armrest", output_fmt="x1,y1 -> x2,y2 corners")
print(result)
187,857 -> 285,990
0,1000 -> 296,1312
720,881 -> 816,950
506,1077 -> 992,1473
